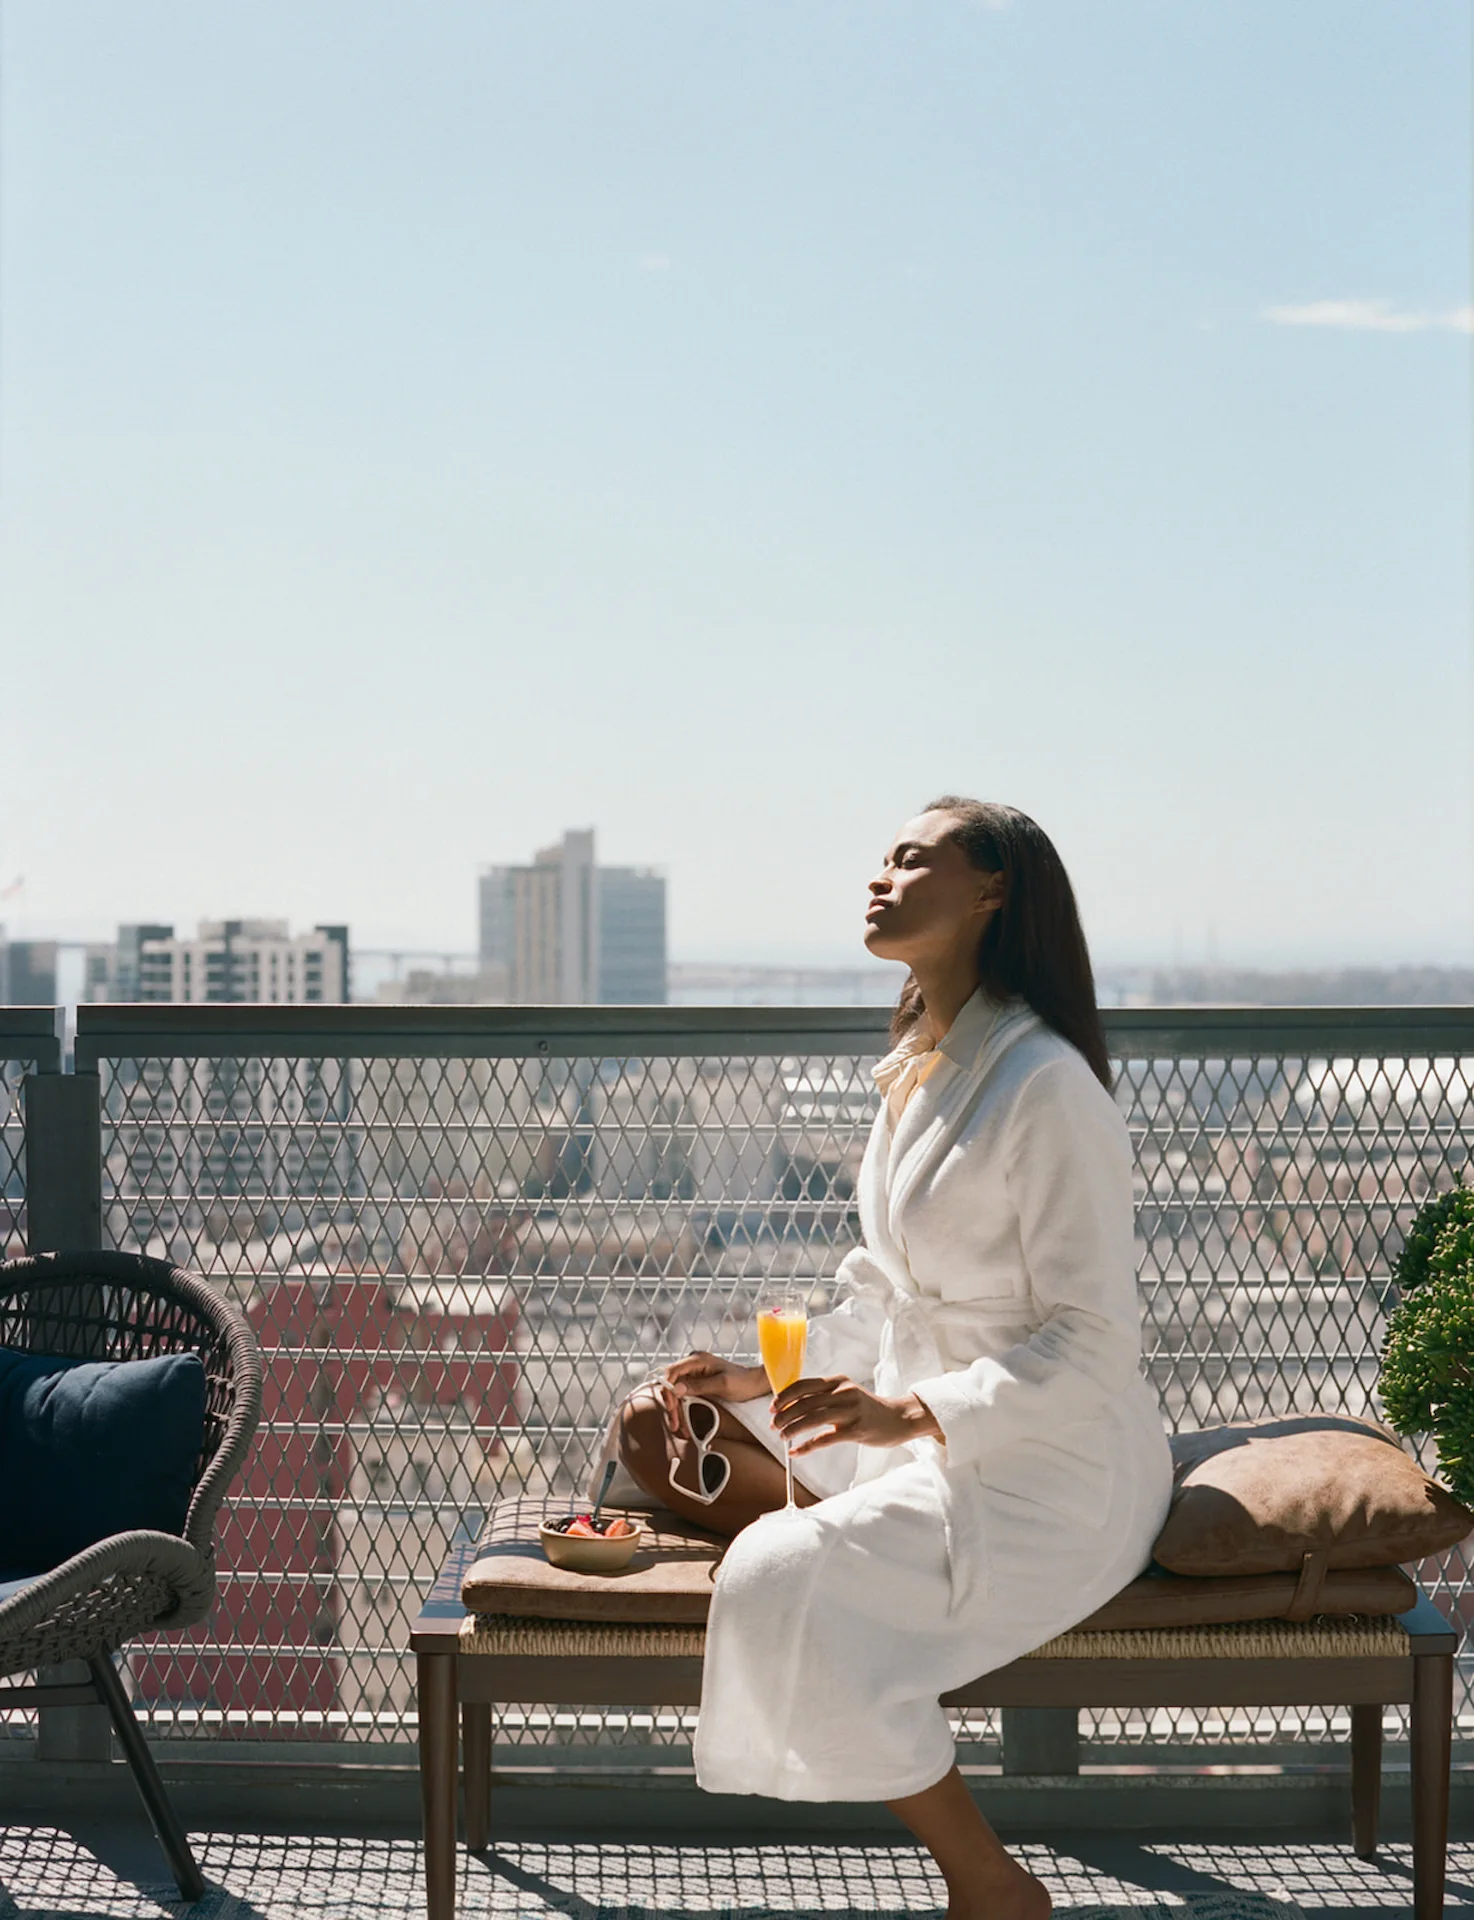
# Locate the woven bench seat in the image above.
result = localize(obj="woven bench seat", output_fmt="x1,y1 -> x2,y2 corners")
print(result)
457,1613 -> 1413,1662
412,1498 -> 1457,1920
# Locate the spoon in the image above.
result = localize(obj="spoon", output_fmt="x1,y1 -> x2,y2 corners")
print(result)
590,1458 -> 617,1529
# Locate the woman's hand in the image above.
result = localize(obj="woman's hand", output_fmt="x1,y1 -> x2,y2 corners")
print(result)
772,1375 -> 944,1453
660,1351 -> 767,1428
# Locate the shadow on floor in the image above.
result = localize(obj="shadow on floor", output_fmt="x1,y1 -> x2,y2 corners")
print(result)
0,1824 -> 1462,1918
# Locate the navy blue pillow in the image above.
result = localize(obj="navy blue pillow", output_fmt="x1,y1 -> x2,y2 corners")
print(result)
0,1347 -> 207,1570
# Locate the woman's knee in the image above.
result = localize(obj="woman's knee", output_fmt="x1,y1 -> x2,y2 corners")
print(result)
616,1390 -> 669,1502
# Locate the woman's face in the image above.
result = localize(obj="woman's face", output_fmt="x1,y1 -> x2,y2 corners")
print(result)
863,811 -> 1002,968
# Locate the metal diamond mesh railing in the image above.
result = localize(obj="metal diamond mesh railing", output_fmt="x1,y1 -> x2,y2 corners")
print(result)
0,1058 -> 28,1267
0,1027 -> 54,1743
1094,1033 -> 1473,1755
0,1009 -> 56,1267
68,1005 -> 1474,1759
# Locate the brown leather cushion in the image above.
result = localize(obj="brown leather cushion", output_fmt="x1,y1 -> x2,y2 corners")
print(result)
462,1496 -> 1417,1627
1152,1415 -> 1473,1578
1076,1563 -> 1414,1630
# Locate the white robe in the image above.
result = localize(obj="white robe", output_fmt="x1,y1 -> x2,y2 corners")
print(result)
693,990 -> 1173,1803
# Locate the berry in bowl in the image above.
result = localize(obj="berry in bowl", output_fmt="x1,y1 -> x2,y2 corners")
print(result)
538,1513 -> 646,1572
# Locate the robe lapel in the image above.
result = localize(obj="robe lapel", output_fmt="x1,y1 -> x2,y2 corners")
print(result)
885,995 -> 1042,1258
856,1105 -> 910,1292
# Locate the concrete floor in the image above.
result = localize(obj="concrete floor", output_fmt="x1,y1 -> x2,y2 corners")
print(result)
1,1823 -> 1468,1919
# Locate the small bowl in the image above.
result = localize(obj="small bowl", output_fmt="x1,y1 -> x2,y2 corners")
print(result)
538,1519 -> 646,1573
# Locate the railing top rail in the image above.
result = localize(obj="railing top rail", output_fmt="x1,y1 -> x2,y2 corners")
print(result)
1104,1004 -> 1474,1057
0,1006 -> 63,1072
73,1002 -> 895,1064
69,1000 -> 1474,1064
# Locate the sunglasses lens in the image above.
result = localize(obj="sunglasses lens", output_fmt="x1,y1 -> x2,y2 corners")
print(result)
669,1448 -> 730,1504
685,1399 -> 720,1443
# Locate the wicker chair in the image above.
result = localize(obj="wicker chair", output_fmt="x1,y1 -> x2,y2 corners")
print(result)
0,1251 -> 263,1902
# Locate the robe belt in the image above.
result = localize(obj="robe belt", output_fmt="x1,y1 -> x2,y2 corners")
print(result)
876,1289 -> 1034,1398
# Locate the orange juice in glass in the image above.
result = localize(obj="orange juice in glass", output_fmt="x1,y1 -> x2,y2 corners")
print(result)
758,1308 -> 807,1394
757,1290 -> 808,1508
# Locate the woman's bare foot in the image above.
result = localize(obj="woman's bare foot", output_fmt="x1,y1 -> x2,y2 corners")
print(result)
945,1853 -> 1051,1920
887,1767 -> 1052,1920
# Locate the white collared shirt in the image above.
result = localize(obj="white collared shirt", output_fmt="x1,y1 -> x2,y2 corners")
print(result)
873,1023 -> 944,1127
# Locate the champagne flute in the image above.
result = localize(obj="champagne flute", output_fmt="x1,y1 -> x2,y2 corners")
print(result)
756,1281 -> 808,1510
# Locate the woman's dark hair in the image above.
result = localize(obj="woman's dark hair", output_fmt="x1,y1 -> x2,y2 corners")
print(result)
891,797 -> 1113,1090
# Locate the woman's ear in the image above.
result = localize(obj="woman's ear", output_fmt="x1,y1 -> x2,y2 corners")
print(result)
974,874 -> 1006,916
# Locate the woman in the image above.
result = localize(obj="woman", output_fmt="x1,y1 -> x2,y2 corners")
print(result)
617,797 -> 1172,1920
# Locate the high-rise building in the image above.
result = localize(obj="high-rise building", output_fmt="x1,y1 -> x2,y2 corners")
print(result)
597,867 -> 667,1005
114,920 -> 351,1004
84,924 -> 176,1002
0,937 -> 58,1004
479,829 -> 666,1005
516,828 -> 598,1003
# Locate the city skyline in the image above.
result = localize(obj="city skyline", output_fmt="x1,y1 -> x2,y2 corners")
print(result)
15,913 -> 1474,1013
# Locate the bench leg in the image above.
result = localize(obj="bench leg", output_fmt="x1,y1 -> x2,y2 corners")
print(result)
1411,1652 -> 1452,1920
1349,1703 -> 1381,1858
462,1701 -> 491,1854
418,1652 -> 458,1920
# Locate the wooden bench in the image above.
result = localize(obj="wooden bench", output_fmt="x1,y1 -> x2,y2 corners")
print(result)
411,1503 -> 1458,1920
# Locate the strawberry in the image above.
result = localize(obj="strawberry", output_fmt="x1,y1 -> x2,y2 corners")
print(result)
604,1517 -> 633,1538
566,1517 -> 599,1538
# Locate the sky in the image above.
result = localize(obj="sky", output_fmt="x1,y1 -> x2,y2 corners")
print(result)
1,0 -> 1469,970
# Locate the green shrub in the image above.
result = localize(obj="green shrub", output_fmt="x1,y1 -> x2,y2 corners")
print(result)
1392,1182 -> 1474,1295
1381,1181 -> 1474,1507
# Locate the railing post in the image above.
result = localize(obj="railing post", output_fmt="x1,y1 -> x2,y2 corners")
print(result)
1001,1707 -> 1080,1775
24,1069 -> 104,1256
23,1064 -> 113,1763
